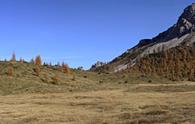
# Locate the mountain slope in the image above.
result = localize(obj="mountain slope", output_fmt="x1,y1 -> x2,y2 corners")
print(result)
92,3 -> 195,77
133,33 -> 195,81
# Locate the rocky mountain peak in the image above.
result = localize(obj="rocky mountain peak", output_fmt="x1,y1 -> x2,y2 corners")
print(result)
150,3 -> 195,44
134,3 -> 195,48
178,3 -> 195,23
177,3 -> 195,33
184,3 -> 195,14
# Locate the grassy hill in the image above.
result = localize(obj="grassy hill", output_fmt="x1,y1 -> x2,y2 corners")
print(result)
0,61 -> 97,95
0,60 -> 173,95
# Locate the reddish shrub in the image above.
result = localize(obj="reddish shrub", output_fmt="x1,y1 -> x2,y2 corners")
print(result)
62,63 -> 70,74
34,66 -> 41,76
7,67 -> 14,76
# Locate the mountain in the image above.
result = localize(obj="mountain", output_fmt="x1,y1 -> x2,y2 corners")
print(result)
91,3 -> 195,80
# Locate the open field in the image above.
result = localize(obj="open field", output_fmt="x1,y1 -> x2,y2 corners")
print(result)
0,61 -> 194,124
0,82 -> 195,124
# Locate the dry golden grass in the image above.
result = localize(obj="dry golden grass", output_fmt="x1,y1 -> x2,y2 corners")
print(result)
0,83 -> 194,124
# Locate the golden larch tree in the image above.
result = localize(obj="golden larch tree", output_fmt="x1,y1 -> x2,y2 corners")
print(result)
35,55 -> 42,66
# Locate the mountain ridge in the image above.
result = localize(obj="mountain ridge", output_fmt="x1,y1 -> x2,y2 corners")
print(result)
91,3 -> 195,78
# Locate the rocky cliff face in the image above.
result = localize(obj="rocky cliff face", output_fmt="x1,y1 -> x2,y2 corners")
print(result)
152,3 -> 195,43
91,3 -> 195,74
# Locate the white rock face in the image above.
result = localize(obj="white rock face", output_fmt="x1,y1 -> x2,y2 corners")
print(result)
139,34 -> 190,58
114,64 -> 128,72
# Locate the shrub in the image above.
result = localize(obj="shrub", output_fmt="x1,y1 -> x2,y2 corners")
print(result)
99,80 -> 103,84
52,73 -> 60,84
62,63 -> 70,74
7,67 -> 14,76
35,55 -> 42,66
34,66 -> 41,76
124,80 -> 128,84
42,74 -> 49,83
19,58 -> 24,64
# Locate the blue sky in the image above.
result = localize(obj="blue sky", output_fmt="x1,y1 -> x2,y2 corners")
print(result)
0,0 -> 194,69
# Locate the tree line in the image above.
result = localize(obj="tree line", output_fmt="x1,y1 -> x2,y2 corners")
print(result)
134,45 -> 195,81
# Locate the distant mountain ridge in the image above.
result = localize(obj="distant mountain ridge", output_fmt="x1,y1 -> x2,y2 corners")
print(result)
91,3 -> 195,81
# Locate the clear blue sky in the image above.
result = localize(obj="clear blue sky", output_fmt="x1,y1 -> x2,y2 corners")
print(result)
0,0 -> 194,69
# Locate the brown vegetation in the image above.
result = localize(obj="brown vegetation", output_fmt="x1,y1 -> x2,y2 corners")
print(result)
134,45 -> 195,81
34,66 -> 41,76
35,55 -> 42,66
42,74 -> 49,83
62,63 -> 70,74
52,73 -> 60,84
7,67 -> 14,76
19,58 -> 24,64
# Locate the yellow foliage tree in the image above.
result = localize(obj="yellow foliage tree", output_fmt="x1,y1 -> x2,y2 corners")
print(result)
35,55 -> 42,66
